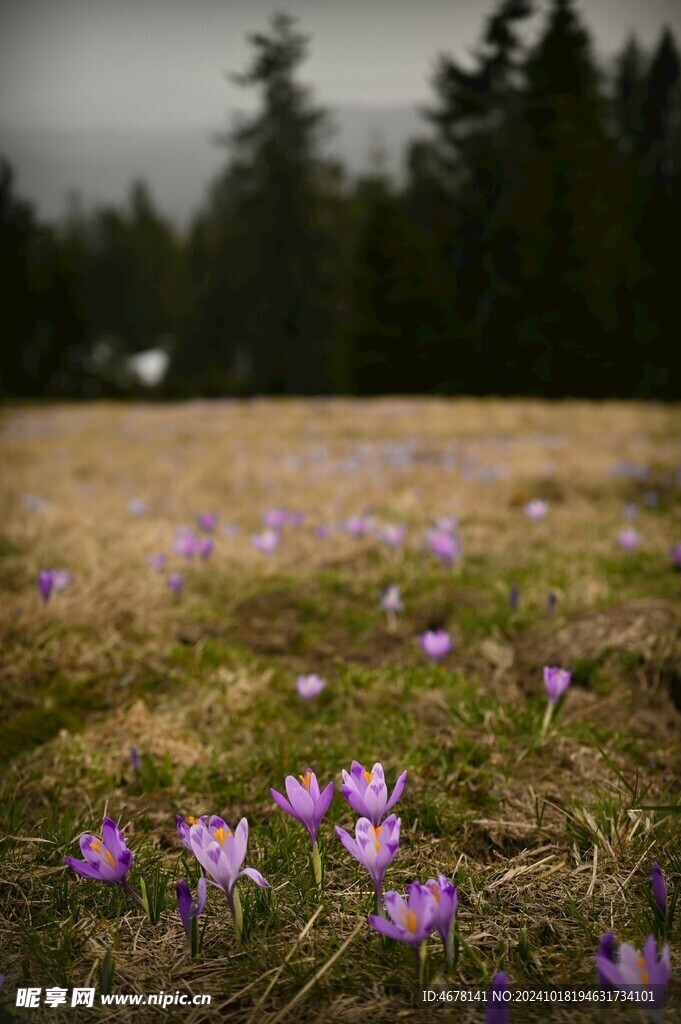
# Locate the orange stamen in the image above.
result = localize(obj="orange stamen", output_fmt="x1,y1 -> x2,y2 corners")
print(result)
104,849 -> 115,869
401,909 -> 418,933
188,816 -> 196,825
212,826 -> 231,846
427,883 -> 441,903
363,771 -> 373,784
90,839 -> 101,853
299,771 -> 312,791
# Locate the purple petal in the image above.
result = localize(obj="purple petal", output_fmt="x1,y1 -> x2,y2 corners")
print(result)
384,769 -> 407,816
65,856 -> 102,880
270,788 -> 296,820
196,875 -> 208,915
101,817 -> 126,860
238,867 -> 269,888
368,914 -> 405,941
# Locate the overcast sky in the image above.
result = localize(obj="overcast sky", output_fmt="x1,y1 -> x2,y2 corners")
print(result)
2,0 -> 680,131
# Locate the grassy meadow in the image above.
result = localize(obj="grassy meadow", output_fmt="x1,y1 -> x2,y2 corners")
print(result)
1,397 -> 680,1022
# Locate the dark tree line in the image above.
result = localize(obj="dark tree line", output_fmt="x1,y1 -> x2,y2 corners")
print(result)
2,0 -> 680,399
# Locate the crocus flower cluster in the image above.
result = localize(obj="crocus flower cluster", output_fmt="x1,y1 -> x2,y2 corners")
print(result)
336,761 -> 408,910
368,874 -> 458,968
176,814 -> 269,944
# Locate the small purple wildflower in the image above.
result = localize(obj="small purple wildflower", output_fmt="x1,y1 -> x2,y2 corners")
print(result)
176,876 -> 207,951
381,584 -> 404,616
378,523 -> 406,548
252,528 -> 279,555
510,584 -> 520,611
670,542 -> 681,568
420,629 -> 454,663
546,592 -> 557,619
296,674 -> 326,699
524,499 -> 548,521
166,572 -> 184,596
543,666 -> 572,704
340,761 -> 407,826
595,933 -> 670,1016
434,516 -> 459,534
263,507 -> 289,529
197,537 -> 214,560
270,769 -> 334,847
368,881 -> 436,948
148,553 -> 167,572
197,512 -> 218,532
37,570 -> 54,603
426,529 -> 460,567
345,515 -> 371,537
53,569 -> 71,591
617,528 -> 640,550
487,971 -> 510,1024
596,932 -> 615,988
130,746 -> 141,772
173,529 -> 200,559
65,816 -> 142,907
336,815 -> 400,907
425,873 -> 458,964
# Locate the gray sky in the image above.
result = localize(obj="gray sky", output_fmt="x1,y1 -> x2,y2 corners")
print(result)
1,0 -> 680,130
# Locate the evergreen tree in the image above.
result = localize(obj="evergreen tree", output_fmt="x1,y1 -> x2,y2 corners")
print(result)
172,13 -> 337,395
0,160 -> 36,395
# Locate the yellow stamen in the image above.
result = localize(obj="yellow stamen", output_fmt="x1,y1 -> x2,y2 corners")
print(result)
188,816 -> 196,825
371,825 -> 383,837
363,771 -> 373,783
299,771 -> 312,791
401,909 -> 418,933
212,826 -> 231,846
641,971 -> 649,984
374,840 -> 381,852
90,839 -> 101,853
104,849 -> 115,869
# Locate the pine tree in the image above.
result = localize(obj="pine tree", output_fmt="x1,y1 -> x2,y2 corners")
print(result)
173,13 -> 337,395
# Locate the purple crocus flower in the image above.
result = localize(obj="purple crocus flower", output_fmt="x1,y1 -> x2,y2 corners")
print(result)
524,499 -> 548,521
425,874 -> 458,963
340,761 -> 407,826
176,876 -> 207,943
617,528 -> 640,550
487,971 -> 510,1024
130,746 -> 141,772
270,770 -> 334,846
173,529 -> 200,559
286,510 -> 305,528
148,553 -> 167,572
186,816 -> 269,943
596,932 -> 615,988
652,861 -> 667,917
263,507 -> 289,530
64,817 -> 142,906
434,516 -> 459,534
336,815 -> 400,906
53,568 -> 71,591
381,584 -> 404,615
176,813 -> 206,851
543,666 -> 571,704
345,515 -> 371,537
546,592 -> 557,619
197,512 -> 218,533
315,525 -> 331,540
197,537 -> 214,561
378,523 -> 407,548
368,881 -> 436,948
166,572 -> 184,596
670,542 -> 681,568
296,674 -> 326,699
252,528 -> 279,555
37,570 -> 54,603
426,529 -> 460,566
595,934 -> 670,1017
510,584 -> 520,611
420,629 -> 454,663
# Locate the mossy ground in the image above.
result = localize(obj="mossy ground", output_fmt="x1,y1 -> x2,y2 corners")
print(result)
1,398 -> 680,1022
